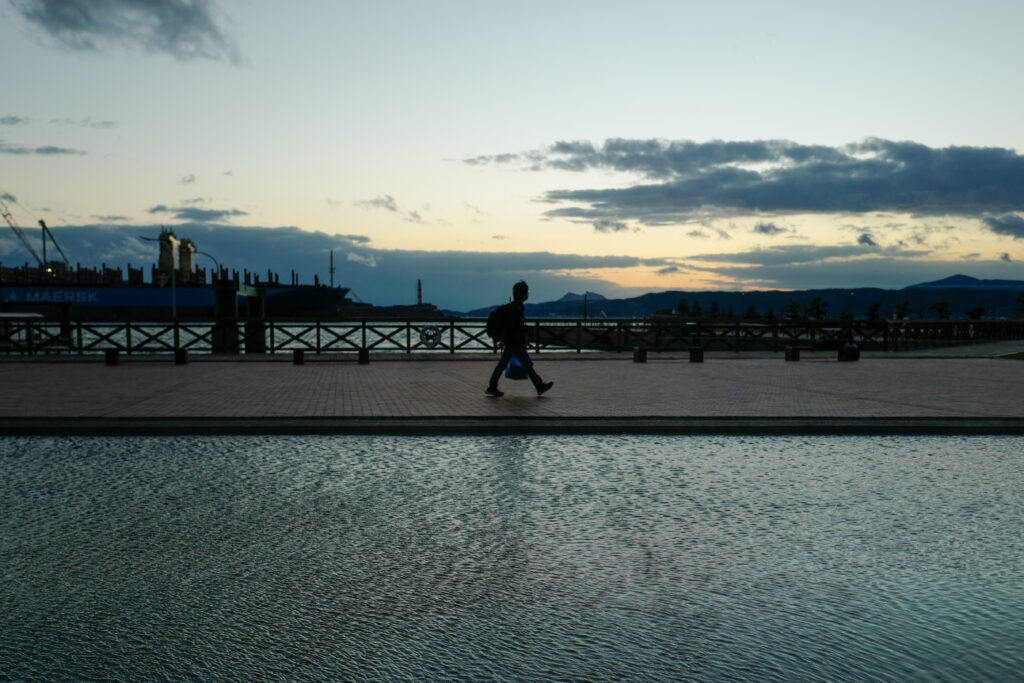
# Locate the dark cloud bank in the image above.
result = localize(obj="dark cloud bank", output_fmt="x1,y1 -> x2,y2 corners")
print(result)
5,223 -> 1020,310
14,224 -> 673,310
0,140 -> 85,155
11,0 -> 244,63
467,137 -> 1024,236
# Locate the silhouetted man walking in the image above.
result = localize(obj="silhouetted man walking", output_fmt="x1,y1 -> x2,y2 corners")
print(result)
486,280 -> 553,397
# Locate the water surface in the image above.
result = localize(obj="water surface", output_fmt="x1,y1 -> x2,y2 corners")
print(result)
2,435 -> 1021,681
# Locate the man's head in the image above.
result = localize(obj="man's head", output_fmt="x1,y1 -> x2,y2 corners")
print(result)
512,280 -> 529,302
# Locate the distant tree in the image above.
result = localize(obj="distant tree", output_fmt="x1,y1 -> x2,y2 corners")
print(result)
743,305 -> 760,320
764,308 -> 776,320
839,309 -> 854,321
895,299 -> 911,320
692,301 -> 702,316
865,302 -> 882,320
805,297 -> 828,319
708,301 -> 719,316
930,300 -> 951,320
727,303 -> 735,318
785,299 -> 801,319
677,299 -> 690,315
966,305 -> 988,320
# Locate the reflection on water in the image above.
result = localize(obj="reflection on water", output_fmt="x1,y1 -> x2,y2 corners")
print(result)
2,435 -> 1022,681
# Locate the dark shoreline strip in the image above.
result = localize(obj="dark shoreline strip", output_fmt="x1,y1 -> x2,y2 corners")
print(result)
3,417 -> 1024,436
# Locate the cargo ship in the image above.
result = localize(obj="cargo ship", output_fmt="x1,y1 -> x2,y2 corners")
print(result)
0,227 -> 444,321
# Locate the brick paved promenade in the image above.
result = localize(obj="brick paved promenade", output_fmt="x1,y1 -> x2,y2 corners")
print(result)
2,342 -> 1023,434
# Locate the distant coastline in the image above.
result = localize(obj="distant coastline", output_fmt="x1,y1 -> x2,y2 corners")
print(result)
448,275 -> 1024,320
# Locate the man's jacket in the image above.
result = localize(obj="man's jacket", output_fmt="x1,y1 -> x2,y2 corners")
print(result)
500,300 -> 529,348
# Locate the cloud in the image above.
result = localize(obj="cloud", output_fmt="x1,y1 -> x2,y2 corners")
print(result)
593,219 -> 630,233
1001,252 -> 1012,263
657,265 -> 681,275
982,214 -> 1024,239
353,194 -> 426,223
49,117 -> 117,129
347,252 -> 377,268
148,204 -> 247,222
354,195 -> 399,213
1,192 -> 17,203
37,144 -> 84,155
179,174 -> 196,185
1,115 -> 30,126
12,0 -> 245,64
857,233 -> 878,247
0,140 -> 86,155
688,256 -> 1022,291
463,152 -> 530,166
753,222 -> 786,236
34,223 -> 683,309
93,214 -> 130,222
688,243 -> 928,267
471,137 -> 1024,225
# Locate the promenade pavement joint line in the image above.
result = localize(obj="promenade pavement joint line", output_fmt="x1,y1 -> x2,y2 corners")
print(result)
1,349 -> 1023,435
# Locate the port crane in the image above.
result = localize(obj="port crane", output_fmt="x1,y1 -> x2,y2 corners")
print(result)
0,194 -> 69,271
39,219 -> 69,267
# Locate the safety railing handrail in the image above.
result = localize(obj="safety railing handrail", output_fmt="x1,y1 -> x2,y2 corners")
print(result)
2,317 -> 1023,356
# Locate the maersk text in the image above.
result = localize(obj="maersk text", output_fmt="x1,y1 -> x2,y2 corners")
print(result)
25,291 -> 100,303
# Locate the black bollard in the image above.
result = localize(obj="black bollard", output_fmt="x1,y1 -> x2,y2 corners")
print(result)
293,348 -> 305,365
689,348 -> 704,363
174,348 -> 189,365
358,348 -> 370,365
785,346 -> 801,361
838,347 -> 860,362
633,346 -> 647,363
105,349 -> 120,366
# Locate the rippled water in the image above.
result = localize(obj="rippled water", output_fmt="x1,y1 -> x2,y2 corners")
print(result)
2,435 -> 1021,681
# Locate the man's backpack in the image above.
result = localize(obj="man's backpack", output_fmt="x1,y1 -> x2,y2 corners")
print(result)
485,303 -> 510,340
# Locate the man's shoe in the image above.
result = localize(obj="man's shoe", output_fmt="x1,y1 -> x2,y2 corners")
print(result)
537,381 -> 554,396
485,386 -> 504,397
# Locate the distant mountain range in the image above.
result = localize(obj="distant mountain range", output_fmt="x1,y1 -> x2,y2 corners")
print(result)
904,274 -> 1024,290
447,275 -> 1024,319
555,291 -> 607,303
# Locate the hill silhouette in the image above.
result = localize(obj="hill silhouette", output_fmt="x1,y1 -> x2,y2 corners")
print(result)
450,275 -> 1024,319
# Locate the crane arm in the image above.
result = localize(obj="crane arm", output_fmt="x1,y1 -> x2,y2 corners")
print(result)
39,219 -> 70,265
0,196 -> 44,267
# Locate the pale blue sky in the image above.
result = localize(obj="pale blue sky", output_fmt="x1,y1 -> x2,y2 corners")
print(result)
3,0 -> 1024,309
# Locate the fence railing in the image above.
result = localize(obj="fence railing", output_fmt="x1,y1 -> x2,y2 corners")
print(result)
3,317 -> 1024,356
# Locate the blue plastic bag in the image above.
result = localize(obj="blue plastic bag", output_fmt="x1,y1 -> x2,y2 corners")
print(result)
505,356 -> 528,380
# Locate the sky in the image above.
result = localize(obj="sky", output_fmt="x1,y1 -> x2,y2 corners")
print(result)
2,0 -> 1024,311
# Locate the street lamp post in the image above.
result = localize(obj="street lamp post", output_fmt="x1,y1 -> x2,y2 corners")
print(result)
195,250 -> 220,282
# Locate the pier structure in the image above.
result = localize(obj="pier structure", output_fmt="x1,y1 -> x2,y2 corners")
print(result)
1,340 -> 1023,435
